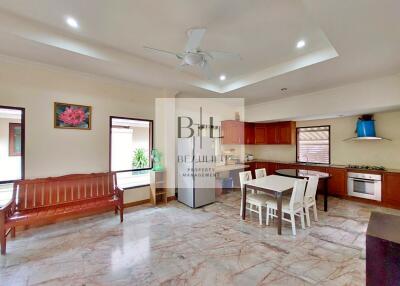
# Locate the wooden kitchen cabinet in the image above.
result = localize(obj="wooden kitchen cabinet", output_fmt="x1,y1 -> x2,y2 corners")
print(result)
255,162 -> 268,170
326,167 -> 347,196
276,163 -> 298,170
266,162 -> 278,175
382,172 -> 400,206
244,122 -> 255,144
266,122 -> 295,144
255,125 -> 266,144
221,120 -> 244,144
300,165 -> 327,172
221,120 -> 295,145
276,122 -> 296,144
266,124 -> 277,144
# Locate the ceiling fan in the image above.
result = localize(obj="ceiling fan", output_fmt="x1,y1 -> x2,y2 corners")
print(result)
144,28 -> 241,80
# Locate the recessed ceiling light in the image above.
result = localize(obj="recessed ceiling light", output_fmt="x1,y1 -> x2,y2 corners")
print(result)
296,40 -> 305,49
219,74 -> 226,81
66,17 -> 79,29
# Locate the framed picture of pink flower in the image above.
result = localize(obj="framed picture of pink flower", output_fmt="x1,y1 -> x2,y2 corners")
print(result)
54,102 -> 92,130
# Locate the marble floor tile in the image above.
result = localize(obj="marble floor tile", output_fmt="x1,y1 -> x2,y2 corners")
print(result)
1,191 -> 399,286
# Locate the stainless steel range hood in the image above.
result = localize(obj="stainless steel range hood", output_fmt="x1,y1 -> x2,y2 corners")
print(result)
344,136 -> 391,141
344,114 -> 392,142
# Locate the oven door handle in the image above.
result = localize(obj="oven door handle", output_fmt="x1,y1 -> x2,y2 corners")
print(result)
351,178 -> 378,183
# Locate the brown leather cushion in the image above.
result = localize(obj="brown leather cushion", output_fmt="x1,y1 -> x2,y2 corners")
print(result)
6,197 -> 117,227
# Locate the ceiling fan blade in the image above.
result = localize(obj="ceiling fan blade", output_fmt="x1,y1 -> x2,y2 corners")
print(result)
143,46 -> 182,59
200,60 -> 214,80
185,28 -> 206,52
207,50 -> 241,60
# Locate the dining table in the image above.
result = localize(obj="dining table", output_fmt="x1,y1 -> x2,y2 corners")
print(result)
275,168 -> 332,212
242,175 -> 298,235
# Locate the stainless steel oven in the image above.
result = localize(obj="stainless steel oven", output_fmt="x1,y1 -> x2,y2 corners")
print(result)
347,172 -> 382,201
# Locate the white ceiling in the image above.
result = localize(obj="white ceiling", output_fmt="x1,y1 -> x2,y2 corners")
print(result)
0,0 -> 399,104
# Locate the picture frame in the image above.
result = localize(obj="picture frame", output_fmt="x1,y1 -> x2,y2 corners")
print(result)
54,102 -> 92,130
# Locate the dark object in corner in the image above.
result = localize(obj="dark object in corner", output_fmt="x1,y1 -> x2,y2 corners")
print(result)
366,212 -> 400,286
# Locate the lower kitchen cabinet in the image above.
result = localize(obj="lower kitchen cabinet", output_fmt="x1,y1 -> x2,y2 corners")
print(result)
327,167 -> 347,196
276,163 -> 298,170
383,172 -> 400,206
266,162 -> 278,175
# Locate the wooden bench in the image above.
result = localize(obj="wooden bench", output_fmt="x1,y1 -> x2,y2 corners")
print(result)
0,172 -> 124,255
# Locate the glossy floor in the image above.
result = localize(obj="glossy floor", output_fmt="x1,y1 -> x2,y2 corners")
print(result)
1,192 -> 400,285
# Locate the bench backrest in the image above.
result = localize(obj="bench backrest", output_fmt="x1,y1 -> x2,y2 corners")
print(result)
13,172 -> 117,211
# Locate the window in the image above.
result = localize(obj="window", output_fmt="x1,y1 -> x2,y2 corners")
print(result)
9,123 -> 22,156
110,117 -> 153,189
297,126 -> 330,164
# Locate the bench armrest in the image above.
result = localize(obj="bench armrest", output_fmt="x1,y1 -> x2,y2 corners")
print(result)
115,186 -> 124,202
0,198 -> 16,219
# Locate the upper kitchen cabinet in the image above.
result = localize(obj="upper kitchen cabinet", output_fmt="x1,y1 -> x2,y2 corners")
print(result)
276,122 -> 296,144
221,120 -> 244,144
255,124 -> 267,144
221,120 -> 295,145
266,121 -> 296,144
244,122 -> 255,144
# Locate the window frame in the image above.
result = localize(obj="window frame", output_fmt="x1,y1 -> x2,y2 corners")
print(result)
296,125 -> 331,165
109,116 -> 153,188
0,105 -> 25,185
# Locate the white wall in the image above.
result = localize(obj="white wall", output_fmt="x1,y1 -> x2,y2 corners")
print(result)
246,109 -> 400,169
0,58 -> 166,203
0,118 -> 21,181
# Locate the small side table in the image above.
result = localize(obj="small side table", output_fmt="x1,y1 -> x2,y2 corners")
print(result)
150,170 -> 167,205
366,212 -> 400,285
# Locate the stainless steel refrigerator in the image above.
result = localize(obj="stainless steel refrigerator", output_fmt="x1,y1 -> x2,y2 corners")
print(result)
177,136 -> 216,208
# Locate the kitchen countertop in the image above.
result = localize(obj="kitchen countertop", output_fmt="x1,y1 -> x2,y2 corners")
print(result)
243,159 -> 400,173
215,164 -> 250,173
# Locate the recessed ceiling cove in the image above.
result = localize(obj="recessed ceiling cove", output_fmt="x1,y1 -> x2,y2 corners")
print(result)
1,0 -> 399,103
0,0 -> 338,93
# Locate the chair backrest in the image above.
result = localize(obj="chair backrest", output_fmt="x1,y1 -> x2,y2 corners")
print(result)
255,168 -> 267,179
14,172 -> 117,211
289,179 -> 307,210
304,175 -> 319,202
239,171 -> 252,194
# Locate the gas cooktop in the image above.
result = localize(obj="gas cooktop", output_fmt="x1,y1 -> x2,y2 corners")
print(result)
347,164 -> 386,171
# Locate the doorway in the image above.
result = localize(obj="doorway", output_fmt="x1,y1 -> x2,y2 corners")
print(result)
0,105 -> 25,205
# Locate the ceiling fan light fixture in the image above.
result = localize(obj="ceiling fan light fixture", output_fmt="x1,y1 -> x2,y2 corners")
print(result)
184,53 -> 203,65
219,74 -> 226,81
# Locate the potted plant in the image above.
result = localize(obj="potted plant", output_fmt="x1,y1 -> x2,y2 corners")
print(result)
132,148 -> 149,174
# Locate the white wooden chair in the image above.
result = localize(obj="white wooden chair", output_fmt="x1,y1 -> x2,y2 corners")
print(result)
254,168 -> 277,216
265,179 -> 307,235
239,171 -> 268,225
304,175 -> 319,227
255,168 -> 267,179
